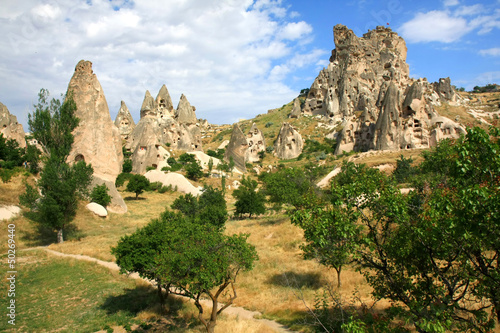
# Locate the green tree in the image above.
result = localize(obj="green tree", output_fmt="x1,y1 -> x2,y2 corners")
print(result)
232,176 -> 266,218
90,184 -> 111,207
112,210 -> 258,333
392,154 -> 415,183
228,156 -> 235,176
171,186 -> 227,231
291,189 -> 360,288
185,159 -> 203,180
126,174 -> 150,199
208,157 -> 214,173
19,89 -> 93,243
260,167 -> 314,208
122,159 -> 132,173
297,127 -> 500,332
24,142 -> 41,174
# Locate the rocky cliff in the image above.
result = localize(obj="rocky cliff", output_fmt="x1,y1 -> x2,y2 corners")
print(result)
0,102 -> 25,148
300,24 -> 464,155
66,60 -> 126,213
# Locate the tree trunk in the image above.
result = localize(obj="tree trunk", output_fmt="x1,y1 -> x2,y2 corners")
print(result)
57,228 -> 64,243
335,267 -> 341,288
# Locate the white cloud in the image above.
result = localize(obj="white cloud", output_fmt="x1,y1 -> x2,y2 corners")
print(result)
479,47 -> 500,56
399,10 -> 470,43
399,3 -> 500,44
0,0 -> 326,126
443,0 -> 459,7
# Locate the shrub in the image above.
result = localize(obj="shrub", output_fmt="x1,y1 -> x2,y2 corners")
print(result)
122,159 -> 132,173
146,166 -> 156,172
90,184 -> 111,207
265,121 -> 274,128
126,174 -> 150,199
266,146 -> 274,153
115,172 -> 133,187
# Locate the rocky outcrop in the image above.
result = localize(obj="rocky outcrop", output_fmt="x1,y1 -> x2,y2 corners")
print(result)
145,170 -> 202,196
67,60 -> 124,180
245,123 -> 266,163
0,102 -> 25,148
224,124 -> 248,172
156,84 -> 175,119
176,94 -> 197,125
114,101 -> 135,141
274,123 -> 303,160
289,98 -> 302,118
66,60 -> 126,213
302,24 -> 463,154
140,90 -> 155,118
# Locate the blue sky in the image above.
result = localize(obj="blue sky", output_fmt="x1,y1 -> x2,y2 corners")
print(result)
0,0 -> 499,129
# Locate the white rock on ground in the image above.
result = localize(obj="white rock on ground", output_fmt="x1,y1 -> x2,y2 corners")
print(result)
187,151 -> 221,170
86,202 -> 108,217
145,170 -> 203,196
0,205 -> 21,220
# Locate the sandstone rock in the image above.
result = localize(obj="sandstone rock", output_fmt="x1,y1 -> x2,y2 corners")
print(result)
0,205 -> 21,221
91,177 -> 127,214
218,140 -> 230,150
155,84 -> 175,119
0,102 -> 25,148
176,94 -> 197,125
140,90 -> 155,118
301,25 -> 465,154
144,170 -> 202,196
316,167 -> 342,188
114,101 -> 136,141
188,151 -> 222,170
245,123 -> 266,163
66,60 -> 124,183
289,98 -> 302,118
224,124 -> 248,172
86,202 -> 107,217
274,123 -> 303,160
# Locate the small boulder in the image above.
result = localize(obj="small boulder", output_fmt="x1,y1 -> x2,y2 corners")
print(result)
0,205 -> 21,221
86,202 -> 108,217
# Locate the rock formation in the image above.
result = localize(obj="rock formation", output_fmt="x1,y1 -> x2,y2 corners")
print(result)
66,60 -> 126,213
127,87 -> 202,173
245,123 -> 266,163
274,123 -> 303,160
224,124 -> 248,172
114,101 -> 135,141
300,24 -> 464,155
0,102 -> 25,148
289,98 -> 302,118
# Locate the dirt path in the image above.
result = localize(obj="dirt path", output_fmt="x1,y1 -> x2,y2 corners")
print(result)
43,248 -> 293,333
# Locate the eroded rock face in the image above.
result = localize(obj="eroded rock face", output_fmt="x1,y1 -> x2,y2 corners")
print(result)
224,124 -> 248,172
114,101 -> 136,141
176,94 -> 197,125
66,60 -> 126,213
0,102 -> 25,148
289,98 -> 302,118
274,123 -> 303,160
245,123 -> 266,163
67,60 -> 124,182
303,24 -> 463,154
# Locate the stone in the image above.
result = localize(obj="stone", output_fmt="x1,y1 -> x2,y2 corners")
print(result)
176,94 -> 197,125
0,102 -> 25,148
224,124 -> 248,172
245,123 -> 266,163
66,60 -> 124,182
155,84 -> 175,119
188,151 -> 222,170
86,202 -> 107,217
114,101 -> 136,141
140,90 -> 155,118
301,25 -> 465,154
289,98 -> 302,118
274,123 -> 303,160
144,170 -> 202,196
0,205 -> 21,220
91,177 -> 127,214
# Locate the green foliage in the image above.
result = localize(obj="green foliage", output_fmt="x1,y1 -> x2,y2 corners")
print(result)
185,159 -> 203,180
206,148 -> 225,160
294,128 -> 500,331
20,89 -> 93,243
24,143 -> 41,174
0,168 -> 15,183
232,176 -> 266,218
122,159 -> 132,173
260,166 -> 315,208
207,157 -> 214,172
115,172 -> 133,187
392,154 -> 415,183
303,138 -> 335,155
265,121 -> 274,128
126,174 -> 150,199
112,210 -> 258,333
257,150 -> 265,160
472,83 -> 499,93
266,146 -> 274,153
90,184 -> 111,207
145,166 -> 156,172
0,133 -> 25,169
178,153 -> 196,164
171,186 -> 228,231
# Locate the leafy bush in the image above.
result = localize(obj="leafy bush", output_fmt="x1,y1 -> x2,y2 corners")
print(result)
206,149 -> 225,160
122,159 -> 132,173
146,166 -> 156,172
266,146 -> 274,153
90,184 -> 111,207
115,172 -> 133,187
126,174 -> 150,199
265,121 -> 274,128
